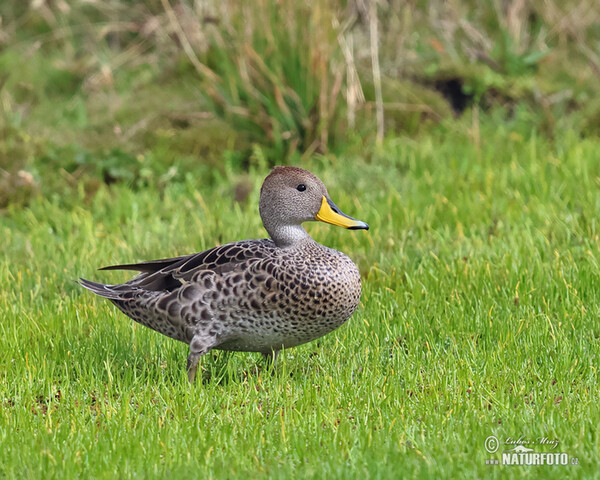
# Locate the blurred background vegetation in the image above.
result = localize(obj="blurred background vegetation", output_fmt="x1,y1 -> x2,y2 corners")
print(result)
1,0 -> 599,209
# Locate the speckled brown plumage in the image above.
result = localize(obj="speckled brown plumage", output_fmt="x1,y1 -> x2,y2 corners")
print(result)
79,166 -> 369,381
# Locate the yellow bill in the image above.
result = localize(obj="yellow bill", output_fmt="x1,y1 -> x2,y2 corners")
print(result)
315,196 -> 369,230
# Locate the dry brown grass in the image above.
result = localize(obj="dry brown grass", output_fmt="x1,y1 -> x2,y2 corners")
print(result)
0,0 -> 598,176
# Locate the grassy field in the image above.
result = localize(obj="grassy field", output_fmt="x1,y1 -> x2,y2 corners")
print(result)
1,118 -> 599,478
1,1 -> 600,478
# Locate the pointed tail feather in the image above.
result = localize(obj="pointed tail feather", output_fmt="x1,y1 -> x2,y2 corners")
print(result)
78,278 -> 125,299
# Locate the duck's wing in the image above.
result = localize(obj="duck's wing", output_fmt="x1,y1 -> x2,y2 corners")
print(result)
99,256 -> 190,273
90,239 -> 276,293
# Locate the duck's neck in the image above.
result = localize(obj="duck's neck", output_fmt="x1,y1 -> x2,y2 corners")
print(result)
269,224 -> 312,248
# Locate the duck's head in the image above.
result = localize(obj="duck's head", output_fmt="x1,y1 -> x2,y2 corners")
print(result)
259,166 -> 369,247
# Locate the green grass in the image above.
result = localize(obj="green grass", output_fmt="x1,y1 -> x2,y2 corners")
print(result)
1,120 -> 599,478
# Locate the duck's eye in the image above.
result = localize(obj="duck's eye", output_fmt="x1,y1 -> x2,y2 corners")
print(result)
296,184 -> 307,192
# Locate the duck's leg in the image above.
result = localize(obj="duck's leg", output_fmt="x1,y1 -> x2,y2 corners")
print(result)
187,353 -> 203,383
187,334 -> 217,383
262,349 -> 280,366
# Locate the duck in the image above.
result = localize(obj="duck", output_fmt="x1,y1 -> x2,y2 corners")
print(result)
79,166 -> 369,382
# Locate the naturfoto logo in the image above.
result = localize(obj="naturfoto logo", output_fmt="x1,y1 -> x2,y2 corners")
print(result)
484,435 -> 578,467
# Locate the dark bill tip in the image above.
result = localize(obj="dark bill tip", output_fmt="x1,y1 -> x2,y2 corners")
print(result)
348,221 -> 369,231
